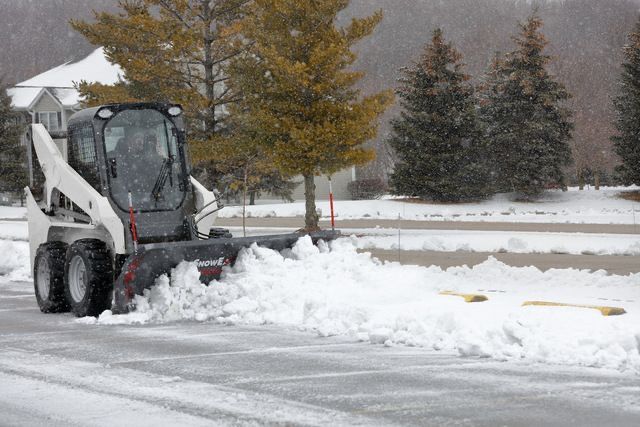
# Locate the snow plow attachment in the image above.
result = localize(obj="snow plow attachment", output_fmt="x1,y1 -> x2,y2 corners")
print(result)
112,230 -> 340,313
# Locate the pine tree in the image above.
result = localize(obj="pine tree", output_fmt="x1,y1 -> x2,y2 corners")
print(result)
480,12 -> 573,199
0,81 -> 27,195
72,0 -> 294,199
229,0 -> 393,230
71,0 -> 247,140
388,29 -> 489,202
613,19 -> 640,185
193,105 -> 296,234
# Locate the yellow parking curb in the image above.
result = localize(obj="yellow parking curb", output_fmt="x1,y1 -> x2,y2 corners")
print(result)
439,291 -> 488,303
522,301 -> 626,316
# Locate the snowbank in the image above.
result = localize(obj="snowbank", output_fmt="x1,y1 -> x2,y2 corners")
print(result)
352,229 -> 640,256
0,240 -> 31,282
219,187 -> 640,224
0,221 -> 28,241
225,226 -> 640,256
89,237 -> 640,373
0,207 -> 27,220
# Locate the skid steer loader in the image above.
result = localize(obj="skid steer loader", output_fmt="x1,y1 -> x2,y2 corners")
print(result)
26,102 -> 338,317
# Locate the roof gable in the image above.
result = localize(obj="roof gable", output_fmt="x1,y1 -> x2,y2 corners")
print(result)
16,47 -> 122,88
7,87 -> 43,110
8,47 -> 123,111
29,88 -> 64,111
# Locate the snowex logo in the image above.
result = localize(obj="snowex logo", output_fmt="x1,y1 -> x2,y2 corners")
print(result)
192,256 -> 234,278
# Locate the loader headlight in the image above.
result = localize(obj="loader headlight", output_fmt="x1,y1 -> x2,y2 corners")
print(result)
97,108 -> 114,119
167,106 -> 182,117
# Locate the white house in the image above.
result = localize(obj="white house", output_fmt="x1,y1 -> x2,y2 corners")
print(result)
8,48 -> 122,137
8,48 -> 122,189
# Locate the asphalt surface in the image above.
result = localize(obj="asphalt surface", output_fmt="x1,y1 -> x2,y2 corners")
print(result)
1,280 -> 640,426
3,217 -> 639,424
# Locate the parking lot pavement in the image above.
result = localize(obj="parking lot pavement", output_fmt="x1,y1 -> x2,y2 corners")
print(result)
1,280 -> 640,426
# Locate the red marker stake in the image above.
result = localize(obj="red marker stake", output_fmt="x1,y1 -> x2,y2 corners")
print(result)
128,191 -> 139,254
329,177 -> 335,231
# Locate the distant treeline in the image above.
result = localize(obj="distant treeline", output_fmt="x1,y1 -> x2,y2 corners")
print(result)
0,0 -> 637,183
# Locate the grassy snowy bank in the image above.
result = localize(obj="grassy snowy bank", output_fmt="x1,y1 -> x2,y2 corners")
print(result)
227,226 -> 640,256
0,240 -> 30,282
85,237 -> 640,373
351,229 -> 640,256
220,187 -> 640,224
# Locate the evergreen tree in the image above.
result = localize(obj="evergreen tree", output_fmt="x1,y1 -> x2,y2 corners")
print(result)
195,105 -> 296,234
229,0 -> 393,230
613,18 -> 640,185
72,0 -> 292,200
480,13 -> 573,199
388,29 -> 489,202
71,0 -> 247,139
0,81 -> 27,195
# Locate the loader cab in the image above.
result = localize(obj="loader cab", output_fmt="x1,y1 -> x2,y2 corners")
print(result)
66,103 -> 196,244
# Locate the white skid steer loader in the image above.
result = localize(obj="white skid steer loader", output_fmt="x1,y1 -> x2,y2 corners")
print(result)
27,102 -> 338,317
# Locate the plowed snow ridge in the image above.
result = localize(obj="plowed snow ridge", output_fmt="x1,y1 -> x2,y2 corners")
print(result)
84,237 -> 640,373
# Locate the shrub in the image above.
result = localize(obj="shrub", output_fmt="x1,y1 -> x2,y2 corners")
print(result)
348,178 -> 387,200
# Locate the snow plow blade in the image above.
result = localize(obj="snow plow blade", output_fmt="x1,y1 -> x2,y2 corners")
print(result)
112,230 -> 340,313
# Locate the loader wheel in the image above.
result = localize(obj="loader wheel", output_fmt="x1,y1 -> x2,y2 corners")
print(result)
34,242 -> 69,313
64,239 -> 113,317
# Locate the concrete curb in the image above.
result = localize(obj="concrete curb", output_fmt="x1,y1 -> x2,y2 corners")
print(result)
522,301 -> 626,316
439,291 -> 488,303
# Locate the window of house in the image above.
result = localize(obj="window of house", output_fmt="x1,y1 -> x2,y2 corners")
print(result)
37,111 -> 61,131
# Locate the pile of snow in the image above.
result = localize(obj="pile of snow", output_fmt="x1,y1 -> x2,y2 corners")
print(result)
0,221 -> 28,241
0,240 -> 31,282
219,187 -> 640,224
224,226 -> 640,256
89,237 -> 640,373
0,207 -> 27,220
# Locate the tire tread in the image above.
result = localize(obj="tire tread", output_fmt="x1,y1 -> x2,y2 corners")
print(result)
34,241 -> 69,313
65,239 -> 113,317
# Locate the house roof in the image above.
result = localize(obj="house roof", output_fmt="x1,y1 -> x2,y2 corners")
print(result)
7,87 -> 42,109
8,47 -> 123,111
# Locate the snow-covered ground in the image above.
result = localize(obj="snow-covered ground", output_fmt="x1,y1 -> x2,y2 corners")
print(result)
0,240 -> 30,281
351,229 -> 640,255
0,207 -> 26,220
220,187 -> 640,224
7,214 -> 640,257
4,198 -> 640,374
0,220 -> 28,240
227,226 -> 640,256
81,237 -> 640,374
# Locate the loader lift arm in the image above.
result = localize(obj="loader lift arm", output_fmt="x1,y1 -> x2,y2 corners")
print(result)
26,123 -> 126,264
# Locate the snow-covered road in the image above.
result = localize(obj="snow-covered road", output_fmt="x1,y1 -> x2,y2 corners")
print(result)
2,277 -> 640,426
3,199 -> 640,424
82,238 -> 640,373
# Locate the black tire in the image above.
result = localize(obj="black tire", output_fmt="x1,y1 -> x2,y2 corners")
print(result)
34,242 -> 69,313
64,239 -> 114,317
